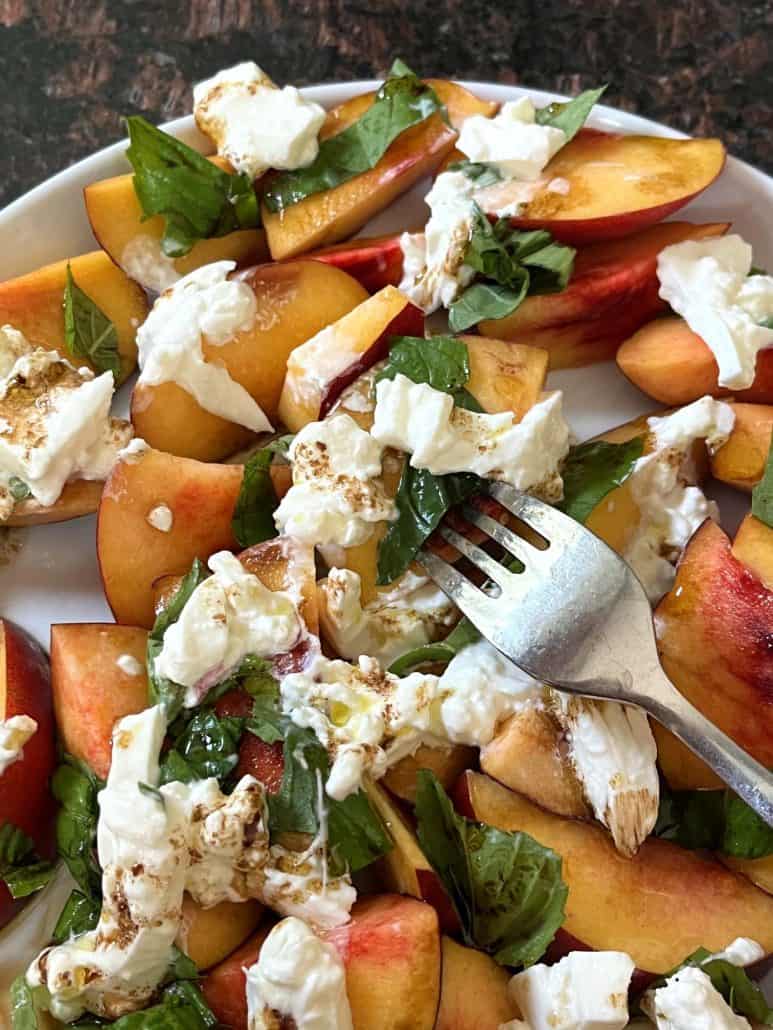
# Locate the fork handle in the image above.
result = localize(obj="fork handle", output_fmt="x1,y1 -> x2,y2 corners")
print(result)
644,667 -> 773,827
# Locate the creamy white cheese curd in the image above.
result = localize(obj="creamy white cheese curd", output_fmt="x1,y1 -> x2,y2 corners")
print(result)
657,234 -> 773,389
551,693 -> 658,857
115,654 -> 143,677
119,235 -> 180,294
507,950 -> 635,1030
136,262 -> 273,433
0,714 -> 37,776
274,414 -> 397,550
398,171 -> 477,314
623,397 -> 735,602
642,966 -> 751,1030
704,937 -> 765,966
27,706 -> 189,1022
458,97 -> 567,181
280,640 -> 542,800
0,326 -> 131,519
373,375 -> 569,498
154,550 -> 302,706
262,838 -> 357,930
318,567 -> 457,666
194,61 -> 325,180
146,503 -> 173,532
245,917 -> 352,1030
118,437 -> 149,463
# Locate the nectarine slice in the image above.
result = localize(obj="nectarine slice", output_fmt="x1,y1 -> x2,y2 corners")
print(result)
307,232 -> 407,292
511,130 -> 726,245
457,771 -> 773,973
97,446 -> 244,628
711,403 -> 773,492
202,923 -> 272,1028
0,250 -> 147,384
618,315 -> 773,405
732,513 -> 773,591
131,260 -> 368,461
381,745 -> 476,805
654,519 -> 773,789
722,853 -> 773,896
176,894 -> 263,972
478,221 -> 728,368
435,936 -> 516,1030
6,478 -> 105,528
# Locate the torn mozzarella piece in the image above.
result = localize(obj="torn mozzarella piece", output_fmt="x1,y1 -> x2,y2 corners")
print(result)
318,568 -> 457,666
551,693 -> 658,856
245,917 -> 353,1030
136,262 -> 273,434
274,414 -> 396,550
261,839 -> 356,931
457,97 -> 566,181
657,234 -> 773,389
704,938 -> 765,967
120,235 -> 180,294
153,550 -> 302,705
0,326 -> 131,519
372,375 -> 569,499
0,714 -> 37,776
194,62 -> 325,180
642,966 -> 751,1030
508,950 -> 634,1030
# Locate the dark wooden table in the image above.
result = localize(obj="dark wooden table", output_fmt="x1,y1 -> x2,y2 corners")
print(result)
1,0 -> 771,207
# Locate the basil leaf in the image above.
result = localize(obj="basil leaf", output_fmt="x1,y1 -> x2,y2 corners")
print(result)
63,264 -> 120,379
654,779 -> 773,859
215,653 -> 279,704
246,674 -> 285,744
751,432 -> 773,529
415,771 -> 567,966
138,782 -> 166,808
447,159 -> 503,188
10,975 -> 38,1030
52,889 -> 101,943
159,710 -> 244,786
147,559 -> 209,721
263,73 -> 444,212
126,116 -> 260,259
73,980 -> 218,1030
723,789 -> 773,858
534,85 -> 607,143
8,476 -> 31,501
558,437 -> 645,524
0,823 -> 54,899
51,757 -> 104,900
389,58 -> 416,78
3,861 -> 54,899
377,335 -> 471,393
759,315 -> 773,329
449,280 -> 528,331
163,946 -> 199,985
232,449 -> 279,548
377,464 -> 482,585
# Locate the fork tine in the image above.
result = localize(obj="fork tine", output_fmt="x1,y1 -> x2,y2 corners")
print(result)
416,547 -> 499,616
488,482 -> 573,540
435,524 -> 512,588
461,504 -> 542,567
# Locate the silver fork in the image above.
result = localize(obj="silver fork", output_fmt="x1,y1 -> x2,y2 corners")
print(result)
417,481 -> 773,827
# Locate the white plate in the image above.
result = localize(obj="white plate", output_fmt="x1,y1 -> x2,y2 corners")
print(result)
0,80 -> 769,1016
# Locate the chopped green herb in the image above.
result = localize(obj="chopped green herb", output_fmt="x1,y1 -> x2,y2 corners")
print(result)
73,980 -> 218,1029
10,975 -> 38,1030
751,431 -> 773,529
558,437 -> 645,524
52,889 -> 101,943
534,85 -> 607,143
159,709 -> 244,786
655,778 -> 773,859
63,264 -> 121,379
447,159 -> 503,188
51,757 -> 104,900
8,477 -> 31,502
231,448 -> 279,548
0,823 -> 54,899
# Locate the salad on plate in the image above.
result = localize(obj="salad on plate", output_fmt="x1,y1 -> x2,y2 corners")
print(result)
0,58 -> 772,1030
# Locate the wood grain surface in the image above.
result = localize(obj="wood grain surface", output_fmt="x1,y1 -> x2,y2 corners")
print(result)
0,0 -> 771,206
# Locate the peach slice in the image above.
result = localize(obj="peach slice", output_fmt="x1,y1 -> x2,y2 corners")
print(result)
0,250 -> 147,384
732,513 -> 773,591
477,221 -> 728,368
710,403 -> 773,492
617,315 -> 773,405
50,623 -> 149,780
83,162 -> 268,284
324,894 -> 441,1030
457,771 -> 773,974
131,260 -> 368,461
381,745 -> 476,804
435,936 -> 516,1030
278,285 -> 423,433
0,620 -> 55,930
722,854 -> 773,896
97,445 -> 244,628
654,519 -> 773,789
308,232 -> 406,292
201,923 -> 272,1028
176,894 -> 263,971
261,80 -> 494,261
509,130 -> 726,245
6,479 -> 105,528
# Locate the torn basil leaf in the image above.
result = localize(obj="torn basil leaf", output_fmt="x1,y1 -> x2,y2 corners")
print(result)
8,476 -> 32,502
263,72 -> 444,212
751,432 -> 773,529
388,57 -> 416,78
126,116 -> 260,259
73,980 -> 218,1030
159,709 -> 244,786
0,823 -> 54,899
558,437 -> 645,524
389,609 -> 482,676
63,264 -> 121,379
654,778 -> 773,859
378,335 -> 470,393
52,889 -> 101,943
51,756 -> 104,900
415,771 -> 567,967
534,85 -> 607,143
232,448 -> 280,548
10,975 -> 37,1030
447,159 -> 503,188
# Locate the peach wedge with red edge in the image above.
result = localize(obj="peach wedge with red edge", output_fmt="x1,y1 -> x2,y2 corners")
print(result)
261,80 -> 494,261
653,519 -> 773,790
83,161 -> 268,285
435,936 -> 517,1030
510,129 -> 726,245
617,316 -> 773,405
477,221 -> 729,369
131,260 -> 368,462
0,250 -> 147,384
0,620 -> 55,930
711,403 -> 773,493
456,770 -> 773,975
277,285 -> 423,433
307,232 -> 407,292
97,445 -> 244,628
